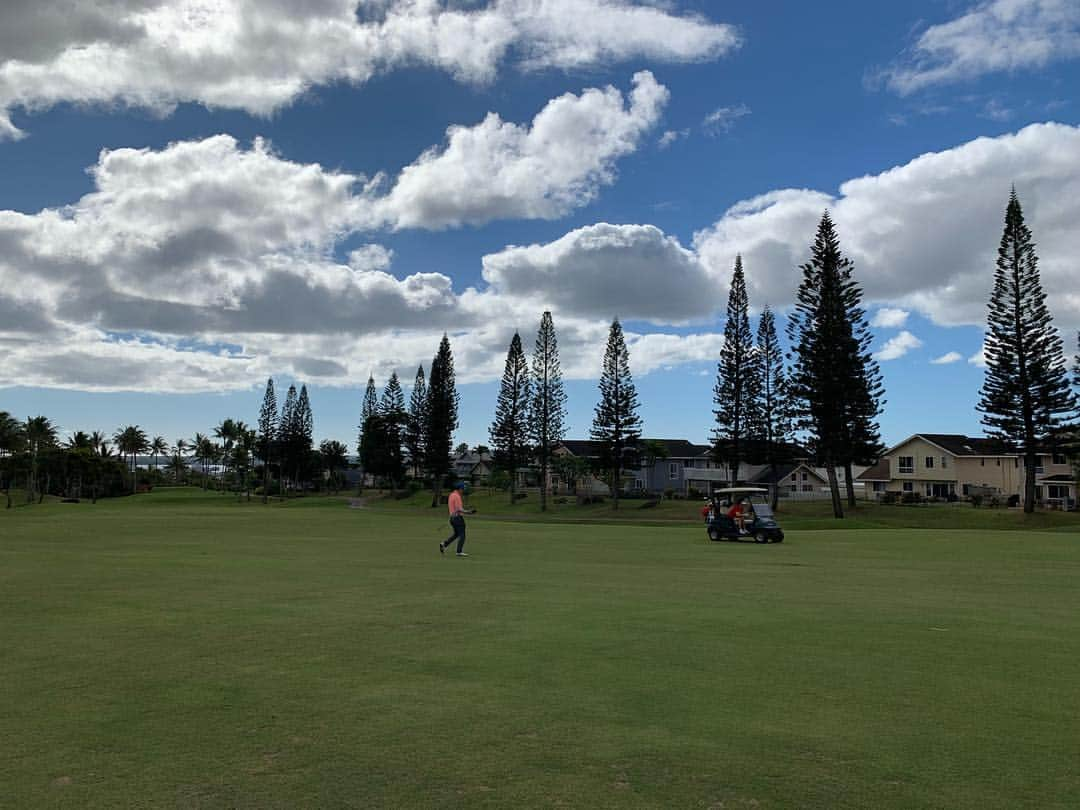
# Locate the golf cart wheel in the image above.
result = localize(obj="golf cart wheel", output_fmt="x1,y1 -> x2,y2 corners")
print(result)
708,528 -> 719,542
754,531 -> 769,544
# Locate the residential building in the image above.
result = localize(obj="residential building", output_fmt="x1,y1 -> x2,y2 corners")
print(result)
856,433 -> 1077,507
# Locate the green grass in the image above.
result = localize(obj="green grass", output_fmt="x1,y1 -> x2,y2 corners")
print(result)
3,489 -> 1079,808
369,487 -> 1080,532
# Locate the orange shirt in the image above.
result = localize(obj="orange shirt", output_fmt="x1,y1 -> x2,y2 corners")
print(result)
448,490 -> 464,516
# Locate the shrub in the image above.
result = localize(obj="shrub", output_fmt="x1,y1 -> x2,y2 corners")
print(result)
663,487 -> 675,500
880,491 -> 898,505
1007,494 -> 1020,508
638,499 -> 660,509
687,486 -> 701,500
513,492 -> 528,502
970,494 -> 984,508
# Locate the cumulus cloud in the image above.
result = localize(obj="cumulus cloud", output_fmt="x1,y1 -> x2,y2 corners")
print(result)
0,103 -> 723,393
931,351 -> 964,364
377,71 -> 669,229
0,0 -> 738,140
871,307 -> 910,328
882,0 -> 1080,95
692,122 -> 1080,328
874,330 -> 923,361
481,222 -> 718,323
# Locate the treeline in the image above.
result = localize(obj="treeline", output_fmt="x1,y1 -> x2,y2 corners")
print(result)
4,193 -> 1076,517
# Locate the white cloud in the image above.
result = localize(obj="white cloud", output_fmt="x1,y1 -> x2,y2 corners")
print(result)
871,307 -> 910,328
377,71 -> 669,229
658,128 -> 689,149
931,351 -> 964,364
883,0 -> 1080,95
0,114 -> 724,392
703,103 -> 751,134
968,346 -> 988,367
481,222 -> 718,323
692,122 -> 1080,329
0,0 -> 738,140
874,330 -> 923,361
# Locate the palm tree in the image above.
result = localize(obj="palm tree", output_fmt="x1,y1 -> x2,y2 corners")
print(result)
191,433 -> 212,489
150,436 -> 168,478
25,416 -> 59,503
214,418 -> 238,493
173,438 -> 189,484
65,431 -> 93,451
90,431 -> 112,458
232,423 -> 257,501
0,411 -> 26,508
114,425 -> 150,494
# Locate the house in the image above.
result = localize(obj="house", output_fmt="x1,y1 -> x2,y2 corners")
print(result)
553,438 -> 865,499
452,450 -> 494,484
856,433 -> 1077,506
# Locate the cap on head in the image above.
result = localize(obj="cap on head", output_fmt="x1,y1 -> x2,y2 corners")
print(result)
454,481 -> 466,491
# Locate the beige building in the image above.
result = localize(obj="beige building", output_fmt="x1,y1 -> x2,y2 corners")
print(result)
857,433 -> 1076,506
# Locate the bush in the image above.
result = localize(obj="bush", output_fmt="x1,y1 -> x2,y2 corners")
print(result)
1007,494 -> 1020,508
880,491 -> 898,505
638,498 -> 660,509
663,487 -> 675,500
970,494 -> 984,508
687,486 -> 701,500
900,491 -> 922,504
553,497 -> 568,505
513,492 -> 528,502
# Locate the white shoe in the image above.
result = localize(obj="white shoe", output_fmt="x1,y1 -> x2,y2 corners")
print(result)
456,552 -> 469,557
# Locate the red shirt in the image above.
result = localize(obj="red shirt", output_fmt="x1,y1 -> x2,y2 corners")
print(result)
448,490 -> 464,516
727,504 -> 742,519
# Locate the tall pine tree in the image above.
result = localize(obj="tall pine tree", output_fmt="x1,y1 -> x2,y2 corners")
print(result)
836,239 -> 884,507
528,311 -> 567,512
753,306 -> 793,509
425,335 -> 459,507
713,255 -> 761,486
977,190 -> 1075,513
490,332 -> 531,505
590,318 -> 642,510
358,375 -> 378,480
279,384 -> 298,496
788,212 -> 856,518
405,365 -> 427,480
257,377 -> 277,503
296,385 -> 314,490
378,372 -> 407,494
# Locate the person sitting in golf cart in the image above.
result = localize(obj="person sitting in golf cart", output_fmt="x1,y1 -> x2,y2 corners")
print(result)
726,499 -> 751,534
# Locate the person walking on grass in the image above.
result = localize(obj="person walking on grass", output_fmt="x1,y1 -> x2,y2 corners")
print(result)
439,481 -> 476,557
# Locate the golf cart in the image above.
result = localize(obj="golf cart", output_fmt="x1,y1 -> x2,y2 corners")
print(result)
705,487 -> 784,543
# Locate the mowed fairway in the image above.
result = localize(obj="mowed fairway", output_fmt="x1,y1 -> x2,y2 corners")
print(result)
3,491 -> 1079,809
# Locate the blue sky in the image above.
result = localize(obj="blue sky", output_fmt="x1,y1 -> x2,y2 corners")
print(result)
1,0 -> 1079,450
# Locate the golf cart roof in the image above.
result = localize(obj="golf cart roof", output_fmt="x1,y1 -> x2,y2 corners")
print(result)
713,487 -> 769,495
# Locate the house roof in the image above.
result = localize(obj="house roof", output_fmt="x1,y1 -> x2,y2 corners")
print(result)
886,433 -> 1016,457
558,438 -> 710,459
749,464 -> 798,484
856,459 -> 891,481
1039,474 -> 1076,483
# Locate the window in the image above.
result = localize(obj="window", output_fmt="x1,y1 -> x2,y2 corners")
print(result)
669,463 -> 679,480
902,482 -> 913,492
790,474 -> 798,482
873,482 -> 885,492
633,479 -> 644,490
1048,485 -> 1070,499
941,457 -> 948,469
802,484 -> 813,492
925,457 -> 934,469
1035,456 -> 1044,474
899,456 -> 914,474
962,484 -> 970,496
1052,453 -> 1067,465
801,471 -> 808,481
789,485 -> 797,493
